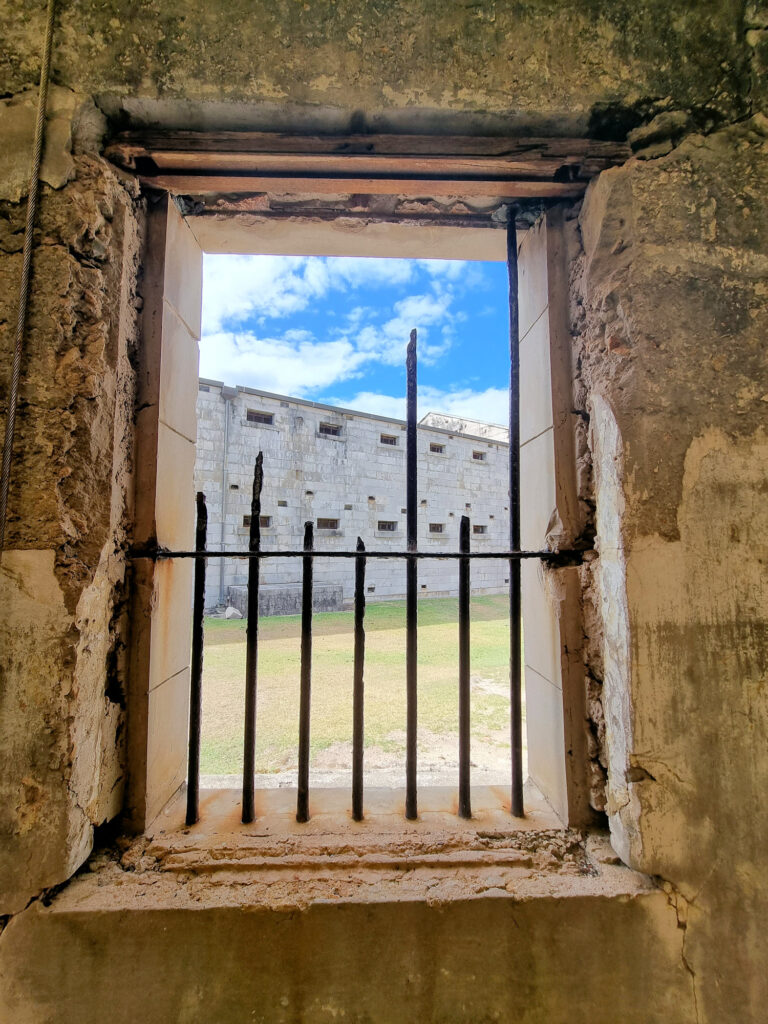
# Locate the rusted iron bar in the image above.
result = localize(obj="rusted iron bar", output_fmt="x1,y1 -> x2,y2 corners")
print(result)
405,329 -> 418,820
152,548 -> 574,561
507,211 -> 525,818
0,0 -> 57,559
242,453 -> 264,824
186,491 -> 208,827
297,521 -> 314,823
458,515 -> 471,819
352,537 -> 366,821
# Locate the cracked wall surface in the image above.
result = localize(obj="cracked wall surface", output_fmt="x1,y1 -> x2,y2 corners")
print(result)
0,1 -> 766,1021
573,116 -> 768,1022
0,127 -> 141,912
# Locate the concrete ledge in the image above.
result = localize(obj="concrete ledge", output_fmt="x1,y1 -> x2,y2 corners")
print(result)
0,789 -> 696,1023
0,870 -> 692,1024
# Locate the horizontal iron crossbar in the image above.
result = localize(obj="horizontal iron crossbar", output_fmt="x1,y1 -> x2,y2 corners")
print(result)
143,548 -> 581,562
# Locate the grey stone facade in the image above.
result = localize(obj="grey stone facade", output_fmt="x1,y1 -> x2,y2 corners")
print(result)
195,380 -> 510,612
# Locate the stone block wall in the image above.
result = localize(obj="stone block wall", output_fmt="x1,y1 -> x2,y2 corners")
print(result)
194,383 -> 510,610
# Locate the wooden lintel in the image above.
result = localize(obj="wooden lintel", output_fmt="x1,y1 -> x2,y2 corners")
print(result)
106,130 -> 629,165
138,174 -> 587,199
147,151 -> 582,179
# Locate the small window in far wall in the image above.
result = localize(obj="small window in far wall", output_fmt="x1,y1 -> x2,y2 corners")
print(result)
247,409 -> 273,425
472,450 -> 486,461
242,515 -> 272,528
473,524 -> 487,535
319,422 -> 342,436
317,518 -> 339,530
429,523 -> 444,534
380,434 -> 398,446
377,520 -> 397,532
430,442 -> 445,454
277,500 -> 288,507
199,384 -> 210,392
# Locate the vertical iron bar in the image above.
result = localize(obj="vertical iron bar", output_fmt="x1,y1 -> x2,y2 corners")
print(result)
242,453 -> 264,824
352,537 -> 367,821
405,329 -> 418,820
507,211 -> 525,818
458,515 -> 471,819
186,491 -> 208,827
297,520 -> 314,823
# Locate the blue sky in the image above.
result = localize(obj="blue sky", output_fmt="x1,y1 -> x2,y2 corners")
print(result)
200,255 -> 510,424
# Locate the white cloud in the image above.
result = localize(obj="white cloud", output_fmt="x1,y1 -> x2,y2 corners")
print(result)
202,254 -> 471,334
200,331 -> 367,396
332,385 -> 509,425
347,286 -> 458,366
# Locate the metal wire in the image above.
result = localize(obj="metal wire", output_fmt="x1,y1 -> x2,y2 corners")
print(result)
0,0 -> 58,559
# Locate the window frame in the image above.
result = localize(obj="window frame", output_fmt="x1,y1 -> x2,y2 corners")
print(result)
130,195 -> 589,834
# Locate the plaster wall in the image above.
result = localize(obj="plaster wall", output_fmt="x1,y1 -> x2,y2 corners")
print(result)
573,116 -> 768,1020
195,383 -> 510,609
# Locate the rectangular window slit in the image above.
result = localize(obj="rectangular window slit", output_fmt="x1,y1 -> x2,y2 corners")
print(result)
247,409 -> 273,425
472,450 -> 486,461
377,520 -> 397,532
319,422 -> 342,436
473,524 -> 487,535
277,500 -> 288,507
429,523 -> 444,534
317,518 -> 339,530
380,434 -> 398,446
430,442 -> 445,454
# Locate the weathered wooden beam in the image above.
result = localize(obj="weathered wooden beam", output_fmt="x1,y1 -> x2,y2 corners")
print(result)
105,129 -> 628,165
105,130 -> 628,201
147,151 -> 578,179
136,173 -> 586,199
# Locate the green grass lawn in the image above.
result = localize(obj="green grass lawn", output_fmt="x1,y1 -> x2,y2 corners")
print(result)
200,593 -> 520,777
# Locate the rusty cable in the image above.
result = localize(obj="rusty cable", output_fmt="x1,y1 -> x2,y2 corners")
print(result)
0,0 -> 58,559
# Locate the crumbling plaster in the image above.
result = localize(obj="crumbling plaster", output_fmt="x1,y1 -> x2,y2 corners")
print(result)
0,149 -> 141,913
573,115 -> 768,1020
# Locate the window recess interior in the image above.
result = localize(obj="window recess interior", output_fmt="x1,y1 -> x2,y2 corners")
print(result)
124,134 -> 616,833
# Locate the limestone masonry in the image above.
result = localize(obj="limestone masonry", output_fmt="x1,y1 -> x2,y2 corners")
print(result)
195,380 -> 510,611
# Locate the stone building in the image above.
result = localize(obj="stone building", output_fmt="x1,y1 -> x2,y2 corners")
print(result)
1,3 -> 767,1023
195,379 -> 510,611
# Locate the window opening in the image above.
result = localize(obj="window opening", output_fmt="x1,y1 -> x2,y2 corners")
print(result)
472,450 -> 486,461
473,524 -> 487,535
377,520 -> 397,532
243,514 -> 272,528
247,409 -> 274,425
180,237 -> 569,830
430,442 -> 445,454
277,499 -> 288,507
